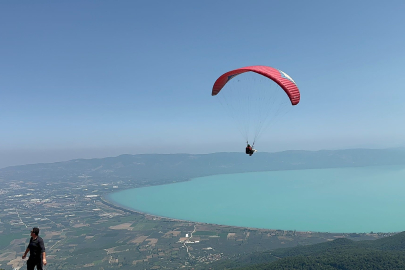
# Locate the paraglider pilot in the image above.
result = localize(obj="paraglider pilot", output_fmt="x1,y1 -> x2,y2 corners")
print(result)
245,143 -> 257,156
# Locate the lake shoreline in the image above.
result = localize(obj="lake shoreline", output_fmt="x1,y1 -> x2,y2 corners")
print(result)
100,194 -> 315,233
104,166 -> 405,234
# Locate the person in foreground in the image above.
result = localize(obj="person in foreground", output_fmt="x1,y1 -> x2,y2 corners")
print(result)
245,143 -> 257,156
22,227 -> 47,270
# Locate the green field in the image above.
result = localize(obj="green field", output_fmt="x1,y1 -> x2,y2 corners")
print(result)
0,233 -> 25,250
193,231 -> 217,236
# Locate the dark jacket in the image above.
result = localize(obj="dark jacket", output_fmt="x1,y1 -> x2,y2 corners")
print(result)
27,236 -> 45,260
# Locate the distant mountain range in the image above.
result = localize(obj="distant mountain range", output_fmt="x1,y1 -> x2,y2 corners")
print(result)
1,148 -> 405,184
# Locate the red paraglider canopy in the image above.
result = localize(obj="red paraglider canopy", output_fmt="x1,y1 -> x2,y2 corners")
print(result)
212,65 -> 300,105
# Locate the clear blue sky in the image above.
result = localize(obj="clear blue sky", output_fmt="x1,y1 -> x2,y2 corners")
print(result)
1,1 -> 405,168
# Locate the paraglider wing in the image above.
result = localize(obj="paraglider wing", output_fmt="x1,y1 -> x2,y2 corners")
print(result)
212,65 -> 300,105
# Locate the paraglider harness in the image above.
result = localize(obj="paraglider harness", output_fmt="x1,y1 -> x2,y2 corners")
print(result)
246,142 -> 255,156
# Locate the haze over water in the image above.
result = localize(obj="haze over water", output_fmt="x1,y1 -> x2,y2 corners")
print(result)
108,166 -> 405,233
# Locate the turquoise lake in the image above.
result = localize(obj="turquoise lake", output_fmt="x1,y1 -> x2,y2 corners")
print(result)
107,165 -> 405,233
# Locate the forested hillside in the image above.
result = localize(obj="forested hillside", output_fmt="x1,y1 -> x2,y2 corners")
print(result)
209,231 -> 405,269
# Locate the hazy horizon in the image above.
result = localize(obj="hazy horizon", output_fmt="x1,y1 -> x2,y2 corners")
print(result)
1,1 -> 405,168
2,146 -> 405,169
